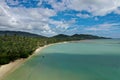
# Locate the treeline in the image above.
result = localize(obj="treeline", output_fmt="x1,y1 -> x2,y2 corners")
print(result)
0,35 -> 45,65
0,32 -> 109,65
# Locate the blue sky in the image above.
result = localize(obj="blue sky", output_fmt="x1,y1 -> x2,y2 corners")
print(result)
0,0 -> 120,38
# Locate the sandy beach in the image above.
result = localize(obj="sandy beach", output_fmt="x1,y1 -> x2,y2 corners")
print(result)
0,44 -> 50,80
0,42 -> 67,80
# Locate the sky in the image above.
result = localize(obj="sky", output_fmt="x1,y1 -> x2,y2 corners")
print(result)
0,0 -> 120,38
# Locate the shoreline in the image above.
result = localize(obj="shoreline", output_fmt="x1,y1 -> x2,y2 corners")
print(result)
0,44 -> 52,80
0,40 -> 106,80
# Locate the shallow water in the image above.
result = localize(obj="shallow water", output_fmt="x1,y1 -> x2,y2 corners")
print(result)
3,39 -> 120,80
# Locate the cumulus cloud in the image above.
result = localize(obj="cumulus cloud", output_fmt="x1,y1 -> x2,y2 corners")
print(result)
85,23 -> 120,31
83,23 -> 120,38
47,0 -> 120,16
0,0 -> 57,36
48,18 -> 76,34
36,0 -> 120,18
0,0 -> 120,37
77,0 -> 120,16
0,0 -> 76,36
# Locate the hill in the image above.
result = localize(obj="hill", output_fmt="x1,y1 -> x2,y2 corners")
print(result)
52,34 -> 70,38
0,31 -> 46,38
0,31 -> 110,39
52,34 -> 110,40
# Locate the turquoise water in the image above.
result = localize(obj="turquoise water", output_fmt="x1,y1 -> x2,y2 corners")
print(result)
3,39 -> 120,80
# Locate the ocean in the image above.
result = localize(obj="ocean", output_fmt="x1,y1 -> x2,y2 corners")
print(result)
3,39 -> 120,80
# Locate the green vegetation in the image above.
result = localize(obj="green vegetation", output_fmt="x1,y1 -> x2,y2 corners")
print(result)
0,31 -> 110,65
0,35 -> 44,65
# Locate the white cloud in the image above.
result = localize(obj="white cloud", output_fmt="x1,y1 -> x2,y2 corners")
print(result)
85,23 -> 120,31
0,0 -> 120,37
0,0 -> 57,36
47,0 -> 69,11
47,0 -> 120,16
69,0 -> 120,16
48,19 -> 76,34
77,13 -> 90,18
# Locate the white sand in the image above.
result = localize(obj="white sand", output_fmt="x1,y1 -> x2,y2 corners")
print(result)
0,59 -> 24,80
0,45 -> 50,80
0,42 -> 67,80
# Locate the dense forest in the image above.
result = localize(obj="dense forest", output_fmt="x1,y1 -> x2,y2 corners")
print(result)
0,31 -> 110,65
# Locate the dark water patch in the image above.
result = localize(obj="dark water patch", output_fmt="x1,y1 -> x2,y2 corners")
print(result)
38,53 -> 120,68
18,53 -> 120,80
24,53 -> 120,71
